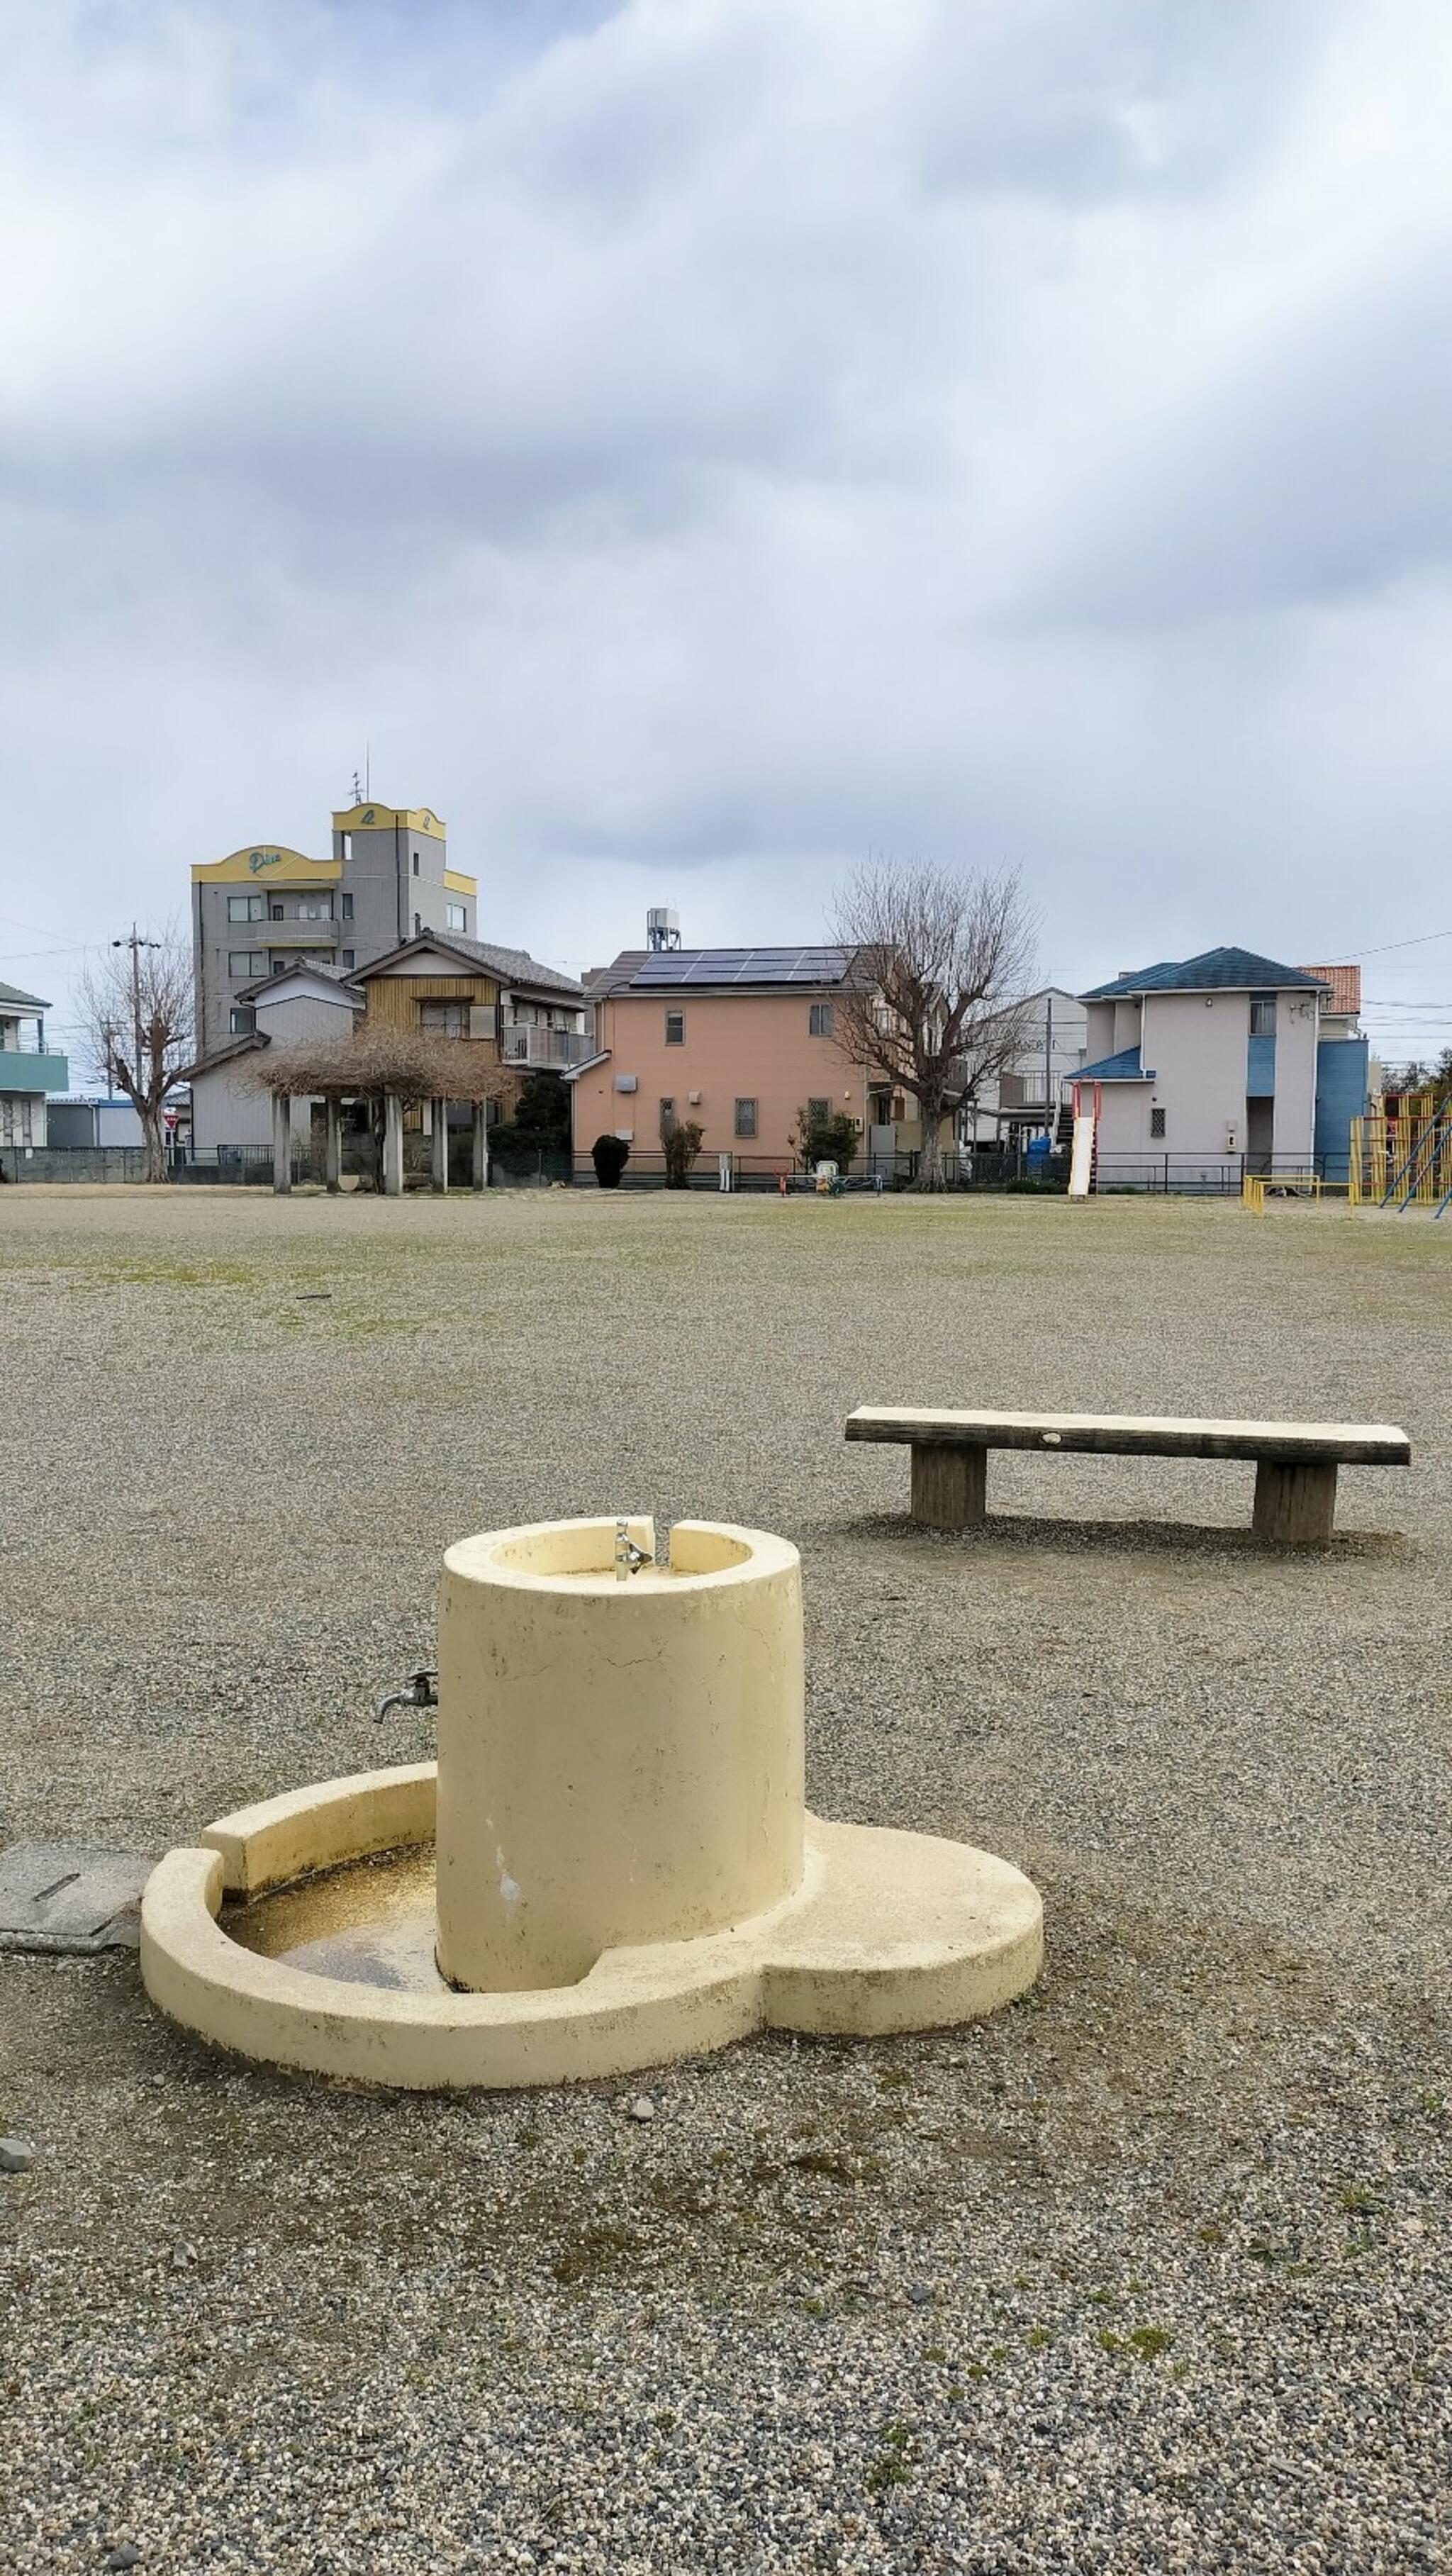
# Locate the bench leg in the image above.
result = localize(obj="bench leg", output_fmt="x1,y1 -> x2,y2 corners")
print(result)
1252,1460 -> 1338,1544
911,1444 -> 987,1530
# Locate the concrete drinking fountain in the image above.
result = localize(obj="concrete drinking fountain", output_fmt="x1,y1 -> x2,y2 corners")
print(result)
141,1516 -> 1042,2089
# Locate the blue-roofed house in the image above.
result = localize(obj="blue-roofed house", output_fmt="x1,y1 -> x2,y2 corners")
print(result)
1075,948 -> 1368,1180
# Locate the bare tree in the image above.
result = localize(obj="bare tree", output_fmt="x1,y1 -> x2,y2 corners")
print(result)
830,862 -> 1038,1191
77,925 -> 193,1182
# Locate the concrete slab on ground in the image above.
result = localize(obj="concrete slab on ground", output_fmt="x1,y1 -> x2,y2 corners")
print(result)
0,1841 -> 150,1952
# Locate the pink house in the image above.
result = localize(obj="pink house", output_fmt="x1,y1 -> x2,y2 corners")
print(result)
569,944 -> 883,1169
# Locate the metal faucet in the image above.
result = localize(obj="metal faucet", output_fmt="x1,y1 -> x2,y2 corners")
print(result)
375,1668 -> 438,1721
614,1520 -> 649,1582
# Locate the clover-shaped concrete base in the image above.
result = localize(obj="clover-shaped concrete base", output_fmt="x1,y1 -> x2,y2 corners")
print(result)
141,1765 -> 1043,2091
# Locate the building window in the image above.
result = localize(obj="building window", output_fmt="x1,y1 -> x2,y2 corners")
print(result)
1150,1105 -> 1166,1139
270,957 -> 288,975
808,1003 -> 834,1037
230,1005 -> 256,1036
445,903 -> 467,932
807,1096 -> 830,1124
228,949 -> 266,976
734,1098 -> 757,1138
297,898 -> 333,920
419,1000 -> 470,1037
659,1098 -> 676,1137
341,949 -> 355,971
412,852 -> 420,876
1249,995 -> 1277,1035
664,1009 -> 685,1045
341,891 -> 353,920
226,893 -> 263,922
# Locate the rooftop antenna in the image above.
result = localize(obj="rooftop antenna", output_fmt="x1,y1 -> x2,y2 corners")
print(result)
351,767 -> 362,804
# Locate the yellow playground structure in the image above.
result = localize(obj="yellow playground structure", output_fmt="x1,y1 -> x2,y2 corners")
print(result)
1244,1084 -> 1452,1217
1353,1083 -> 1452,1215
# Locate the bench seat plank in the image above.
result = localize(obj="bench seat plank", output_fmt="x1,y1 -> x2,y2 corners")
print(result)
845,1408 -> 1411,1467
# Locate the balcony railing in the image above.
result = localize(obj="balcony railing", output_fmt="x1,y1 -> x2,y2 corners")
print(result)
0,1047 -> 69,1092
501,1027 -> 592,1069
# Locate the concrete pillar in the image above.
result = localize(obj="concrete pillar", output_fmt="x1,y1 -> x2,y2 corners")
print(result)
471,1102 -> 489,1192
324,1096 -> 341,1195
383,1093 -> 403,1198
911,1443 -> 987,1529
435,1517 -> 805,1992
271,1091 -> 291,1195
1252,1460 -> 1338,1544
430,1098 -> 449,1193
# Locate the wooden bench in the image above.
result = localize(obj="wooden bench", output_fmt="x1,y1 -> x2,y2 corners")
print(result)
844,1407 -> 1412,1543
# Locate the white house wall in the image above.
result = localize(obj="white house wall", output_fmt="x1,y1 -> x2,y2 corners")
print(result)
1139,992 -> 1256,1157
1270,993 -> 1319,1164
191,991 -> 355,1148
253,992 -> 358,1044
1112,997 -> 1144,1054
189,1059 -> 277,1149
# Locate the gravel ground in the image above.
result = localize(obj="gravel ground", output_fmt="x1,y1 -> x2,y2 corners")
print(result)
0,1184 -> 1447,2575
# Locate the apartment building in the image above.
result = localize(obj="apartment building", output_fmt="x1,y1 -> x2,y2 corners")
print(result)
0,982 -> 69,1150
190,798 -> 477,1059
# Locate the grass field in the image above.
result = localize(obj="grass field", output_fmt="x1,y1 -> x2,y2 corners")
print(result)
1,1186 -> 1448,2572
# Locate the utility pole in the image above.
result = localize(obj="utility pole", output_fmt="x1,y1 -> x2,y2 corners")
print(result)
112,925 -> 160,1088
1044,992 -> 1053,1140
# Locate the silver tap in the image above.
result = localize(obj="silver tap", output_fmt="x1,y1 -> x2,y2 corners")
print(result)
375,1668 -> 438,1721
614,1520 -> 649,1582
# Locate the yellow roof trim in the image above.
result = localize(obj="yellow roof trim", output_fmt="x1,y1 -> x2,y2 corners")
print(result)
192,846 -> 342,884
442,869 -> 476,896
332,803 -> 446,840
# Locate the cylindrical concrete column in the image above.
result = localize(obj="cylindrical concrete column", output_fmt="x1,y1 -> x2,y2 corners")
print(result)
435,1517 -> 805,1992
271,1091 -> 291,1194
382,1093 -> 403,1197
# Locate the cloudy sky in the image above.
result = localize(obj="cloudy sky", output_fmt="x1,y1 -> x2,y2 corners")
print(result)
4,0 -> 1452,1070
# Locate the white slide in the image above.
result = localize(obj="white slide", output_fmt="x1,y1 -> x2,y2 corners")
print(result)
1068,1109 -> 1096,1199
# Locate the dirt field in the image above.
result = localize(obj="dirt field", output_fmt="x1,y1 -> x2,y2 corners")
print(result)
1,1186 -> 1447,2574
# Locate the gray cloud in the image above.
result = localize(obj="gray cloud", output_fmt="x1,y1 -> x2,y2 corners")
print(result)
2,0 -> 1451,1056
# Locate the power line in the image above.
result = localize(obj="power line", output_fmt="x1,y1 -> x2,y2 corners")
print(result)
0,943 -> 101,964
1339,926 -> 1452,959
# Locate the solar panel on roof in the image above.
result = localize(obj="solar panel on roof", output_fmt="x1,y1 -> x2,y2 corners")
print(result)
628,944 -> 852,988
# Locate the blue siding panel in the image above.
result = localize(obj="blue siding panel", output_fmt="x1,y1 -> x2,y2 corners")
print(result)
1246,1034 -> 1277,1096
1314,1038 -> 1369,1183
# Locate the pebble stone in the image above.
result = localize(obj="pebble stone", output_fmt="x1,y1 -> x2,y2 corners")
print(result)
0,1188 -> 1447,2575
0,2136 -> 35,2173
628,2096 -> 657,2122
